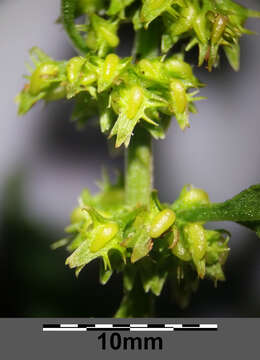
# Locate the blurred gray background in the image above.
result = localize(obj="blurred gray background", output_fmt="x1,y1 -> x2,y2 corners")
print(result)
0,0 -> 260,317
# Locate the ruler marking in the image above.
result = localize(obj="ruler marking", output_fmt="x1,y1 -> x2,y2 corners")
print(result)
43,328 -> 86,332
88,328 -> 129,332
43,324 -> 60,328
60,324 -> 78,328
113,324 -> 130,328
200,324 -> 218,329
131,328 -> 173,332
95,324 -> 113,328
130,324 -> 147,328
182,324 -> 200,327
147,324 -> 165,328
174,328 -> 218,331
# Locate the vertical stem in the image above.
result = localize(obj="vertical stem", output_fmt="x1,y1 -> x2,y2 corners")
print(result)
125,126 -> 153,207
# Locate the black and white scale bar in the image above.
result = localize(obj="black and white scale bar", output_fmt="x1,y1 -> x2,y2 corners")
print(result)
43,323 -> 218,332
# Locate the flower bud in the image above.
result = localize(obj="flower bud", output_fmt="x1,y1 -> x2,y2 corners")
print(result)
80,73 -> 97,87
126,86 -> 144,120
172,234 -> 191,261
98,53 -> 120,92
165,57 -> 193,80
150,209 -> 176,238
137,59 -> 162,81
90,223 -> 119,252
29,63 -> 59,95
170,79 -> 187,114
67,57 -> 85,83
44,84 -> 66,101
181,185 -> 210,206
184,223 -> 207,263
70,207 -> 85,224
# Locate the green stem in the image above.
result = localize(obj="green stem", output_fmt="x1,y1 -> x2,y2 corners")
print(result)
62,0 -> 89,54
125,126 -> 153,207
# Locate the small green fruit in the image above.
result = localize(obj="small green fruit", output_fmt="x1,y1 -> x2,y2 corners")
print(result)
90,223 -> 119,252
29,63 -> 59,95
70,207 -> 85,224
150,209 -> 176,238
126,86 -> 144,119
181,186 -> 210,205
67,57 -> 85,83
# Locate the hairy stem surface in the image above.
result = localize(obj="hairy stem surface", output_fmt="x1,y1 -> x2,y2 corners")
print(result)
62,0 -> 88,54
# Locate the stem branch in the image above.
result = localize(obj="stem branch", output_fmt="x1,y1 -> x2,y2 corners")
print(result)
62,0 -> 88,54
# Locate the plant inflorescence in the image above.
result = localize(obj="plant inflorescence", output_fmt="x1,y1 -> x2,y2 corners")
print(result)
17,0 -> 260,316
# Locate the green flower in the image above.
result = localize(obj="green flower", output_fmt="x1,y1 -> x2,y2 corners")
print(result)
139,0 -> 260,70
17,49 -> 203,144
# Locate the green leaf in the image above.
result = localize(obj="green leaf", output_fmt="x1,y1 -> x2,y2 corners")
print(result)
177,185 -> 260,237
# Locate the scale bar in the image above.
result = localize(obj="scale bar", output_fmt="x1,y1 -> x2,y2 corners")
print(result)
42,323 -> 218,332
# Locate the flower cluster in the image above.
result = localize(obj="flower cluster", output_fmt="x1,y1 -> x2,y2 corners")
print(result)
139,0 -> 260,70
16,47 -> 203,147
64,0 -> 260,70
53,174 -> 230,309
